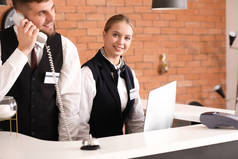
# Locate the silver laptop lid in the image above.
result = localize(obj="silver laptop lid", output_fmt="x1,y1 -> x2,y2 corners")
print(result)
144,81 -> 176,132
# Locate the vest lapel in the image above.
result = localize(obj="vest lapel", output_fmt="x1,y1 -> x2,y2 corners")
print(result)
33,34 -> 62,76
96,53 -> 121,107
120,64 -> 135,121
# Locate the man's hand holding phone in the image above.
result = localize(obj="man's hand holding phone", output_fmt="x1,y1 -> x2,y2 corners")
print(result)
16,18 -> 39,56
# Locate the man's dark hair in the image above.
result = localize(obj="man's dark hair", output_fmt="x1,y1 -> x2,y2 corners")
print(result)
12,0 -> 48,9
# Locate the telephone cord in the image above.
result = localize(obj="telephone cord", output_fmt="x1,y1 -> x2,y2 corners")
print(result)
46,45 -> 72,141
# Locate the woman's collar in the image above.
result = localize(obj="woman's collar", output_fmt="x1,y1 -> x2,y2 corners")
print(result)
100,47 -> 124,70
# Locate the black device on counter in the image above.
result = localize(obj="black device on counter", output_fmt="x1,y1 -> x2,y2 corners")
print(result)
80,135 -> 100,151
200,112 -> 238,129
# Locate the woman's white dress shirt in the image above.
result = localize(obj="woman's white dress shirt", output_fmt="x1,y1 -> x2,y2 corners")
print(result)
79,48 -> 144,139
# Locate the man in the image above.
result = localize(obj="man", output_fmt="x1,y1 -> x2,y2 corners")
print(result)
0,0 -> 81,141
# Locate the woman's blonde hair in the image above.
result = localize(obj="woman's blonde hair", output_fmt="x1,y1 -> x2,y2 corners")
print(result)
104,14 -> 133,33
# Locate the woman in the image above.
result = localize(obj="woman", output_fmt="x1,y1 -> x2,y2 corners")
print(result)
79,14 -> 144,138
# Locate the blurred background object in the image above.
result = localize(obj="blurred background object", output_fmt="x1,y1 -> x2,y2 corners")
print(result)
0,0 -> 6,5
229,31 -> 236,47
159,53 -> 168,75
0,96 -> 18,132
0,96 -> 17,121
152,0 -> 187,10
214,85 -> 225,99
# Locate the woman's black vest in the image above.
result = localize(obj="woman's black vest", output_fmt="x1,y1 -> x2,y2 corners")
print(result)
82,49 -> 135,138
0,26 -> 63,141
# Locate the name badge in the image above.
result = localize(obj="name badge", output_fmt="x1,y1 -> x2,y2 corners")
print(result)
130,88 -> 137,100
44,72 -> 60,84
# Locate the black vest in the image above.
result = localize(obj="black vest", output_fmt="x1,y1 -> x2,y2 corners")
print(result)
0,26 -> 63,141
82,49 -> 135,138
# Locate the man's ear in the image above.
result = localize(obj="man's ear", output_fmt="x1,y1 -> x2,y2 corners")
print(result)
15,9 -> 22,14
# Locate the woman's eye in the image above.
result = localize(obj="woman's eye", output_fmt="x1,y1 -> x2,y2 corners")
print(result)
125,36 -> 131,41
113,33 -> 119,37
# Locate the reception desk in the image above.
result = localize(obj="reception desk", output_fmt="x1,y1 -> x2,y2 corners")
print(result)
0,104 -> 237,159
174,103 -> 234,122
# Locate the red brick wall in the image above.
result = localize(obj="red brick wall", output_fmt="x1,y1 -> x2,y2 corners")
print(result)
0,0 -> 226,108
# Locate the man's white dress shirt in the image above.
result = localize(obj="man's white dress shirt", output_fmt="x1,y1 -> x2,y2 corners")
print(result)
0,26 -> 81,141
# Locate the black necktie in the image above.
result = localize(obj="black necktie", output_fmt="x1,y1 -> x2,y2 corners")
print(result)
31,48 -> 37,70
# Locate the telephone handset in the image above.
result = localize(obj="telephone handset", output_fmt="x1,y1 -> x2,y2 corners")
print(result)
12,12 -> 47,44
12,11 -> 72,141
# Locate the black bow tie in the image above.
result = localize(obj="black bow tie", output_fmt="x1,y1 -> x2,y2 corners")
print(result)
111,69 -> 119,86
98,52 -> 126,86
111,64 -> 126,86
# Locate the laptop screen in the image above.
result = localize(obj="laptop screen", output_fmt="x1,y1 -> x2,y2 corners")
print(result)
144,81 -> 176,132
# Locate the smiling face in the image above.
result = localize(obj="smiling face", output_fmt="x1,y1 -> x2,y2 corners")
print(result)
103,21 -> 133,61
21,0 -> 56,36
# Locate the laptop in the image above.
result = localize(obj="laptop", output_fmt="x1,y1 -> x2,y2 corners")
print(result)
144,81 -> 177,132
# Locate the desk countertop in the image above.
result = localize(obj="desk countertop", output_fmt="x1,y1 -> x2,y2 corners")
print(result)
174,104 -> 234,122
0,104 -> 237,159
1,124 -> 238,159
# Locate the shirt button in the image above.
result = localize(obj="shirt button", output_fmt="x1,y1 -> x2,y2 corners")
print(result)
31,131 -> 35,136
32,105 -> 35,108
32,77 -> 36,81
